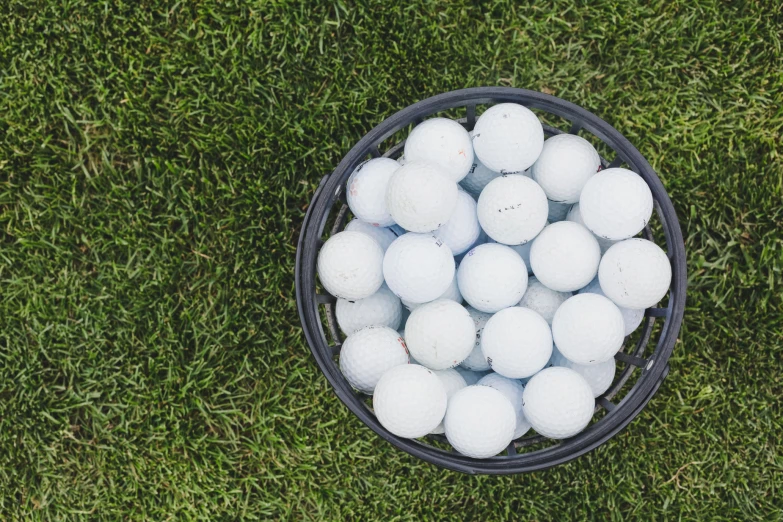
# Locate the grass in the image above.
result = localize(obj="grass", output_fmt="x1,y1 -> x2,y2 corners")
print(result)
1,0 -> 782,519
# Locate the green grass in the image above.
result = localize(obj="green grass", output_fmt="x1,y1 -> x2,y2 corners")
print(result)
1,0 -> 782,519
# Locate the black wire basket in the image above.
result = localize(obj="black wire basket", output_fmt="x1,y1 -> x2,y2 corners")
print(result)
295,87 -> 686,474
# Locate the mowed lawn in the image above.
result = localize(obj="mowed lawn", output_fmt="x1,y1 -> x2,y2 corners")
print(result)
1,0 -> 781,519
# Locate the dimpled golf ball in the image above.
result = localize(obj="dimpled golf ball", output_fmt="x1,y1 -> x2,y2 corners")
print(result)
517,277 -> 572,325
385,161 -> 458,233
547,199 -> 571,223
532,134 -> 601,204
472,103 -> 544,173
460,306 -> 493,371
318,231 -> 384,300
522,367 -> 595,439
579,168 -> 653,240
383,233 -> 455,303
336,284 -> 403,336
477,174 -> 549,245
444,385 -> 516,458
457,243 -> 528,313
578,277 -> 644,336
566,203 -> 617,253
549,347 -> 615,398
344,218 -> 398,253
430,368 -> 468,434
599,238 -> 672,309
460,157 -> 502,198
373,364 -> 447,438
346,157 -> 400,227
433,189 -> 481,256
529,222 -> 600,292
339,326 -> 410,394
477,373 -> 532,439
404,118 -> 474,182
552,293 -> 625,365
405,299 -> 476,370
482,306 -> 553,378
402,268 -> 462,311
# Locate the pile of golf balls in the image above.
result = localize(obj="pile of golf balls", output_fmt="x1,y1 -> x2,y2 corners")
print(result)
317,104 -> 672,459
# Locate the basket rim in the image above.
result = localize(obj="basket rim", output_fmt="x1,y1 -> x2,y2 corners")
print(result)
295,87 -> 687,474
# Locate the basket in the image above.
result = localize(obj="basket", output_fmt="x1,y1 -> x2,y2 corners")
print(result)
295,87 -> 686,474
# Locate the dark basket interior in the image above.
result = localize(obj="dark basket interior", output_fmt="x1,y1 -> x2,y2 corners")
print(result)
295,87 -> 686,474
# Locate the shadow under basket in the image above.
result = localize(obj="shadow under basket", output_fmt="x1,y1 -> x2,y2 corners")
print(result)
295,87 -> 687,475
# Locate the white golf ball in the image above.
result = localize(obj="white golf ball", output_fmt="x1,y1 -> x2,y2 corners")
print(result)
522,367 -> 595,439
566,203 -> 617,253
529,222 -> 600,292
481,306 -> 553,379
549,347 -> 615,398
532,134 -> 601,204
404,299 -> 476,370
457,243 -> 528,313
444,385 -> 516,458
547,199 -> 571,223
346,157 -> 400,227
459,305 -> 493,371
404,118 -> 474,182
429,368 -> 468,434
552,293 -> 625,365
385,161 -> 458,233
598,238 -> 672,309
472,103 -> 544,173
339,326 -> 410,394
433,189 -> 481,255
579,167 -> 653,240
336,284 -> 403,336
578,277 -> 644,336
373,364 -> 447,438
383,233 -> 455,303
477,174 -> 548,245
454,367 -> 490,385
317,231 -> 384,300
517,277 -> 572,325
459,157 -> 501,197
477,373 -> 532,439
344,218 -> 397,252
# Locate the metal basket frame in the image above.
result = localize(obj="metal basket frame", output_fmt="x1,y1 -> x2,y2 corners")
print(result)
295,87 -> 686,474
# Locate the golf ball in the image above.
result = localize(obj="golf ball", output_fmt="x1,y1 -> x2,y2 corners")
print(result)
481,306 -> 553,379
579,167 -> 653,240
344,217 -> 398,253
317,231 -> 384,300
552,293 -> 625,365
472,103 -> 544,173
522,367 -> 595,439
460,157 -> 502,198
404,299 -> 476,370
532,134 -> 601,204
477,174 -> 548,245
457,243 -> 528,313
549,347 -> 615,398
433,188 -> 481,256
385,161 -> 458,233
598,238 -> 672,309
529,222 -> 600,292
346,157 -> 400,227
373,364 -> 447,438
444,385 -> 516,458
336,284 -> 403,335
429,368 -> 468,434
383,233 -> 455,303
517,277 -> 572,325
404,118 -> 474,182
339,326 -> 409,394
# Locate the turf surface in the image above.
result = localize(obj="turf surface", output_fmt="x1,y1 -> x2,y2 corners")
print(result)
1,0 -> 782,519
